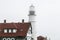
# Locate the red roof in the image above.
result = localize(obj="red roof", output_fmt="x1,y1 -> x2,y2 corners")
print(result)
0,22 -> 31,37
37,36 -> 47,40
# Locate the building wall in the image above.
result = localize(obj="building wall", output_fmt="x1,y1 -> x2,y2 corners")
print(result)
0,37 -> 27,40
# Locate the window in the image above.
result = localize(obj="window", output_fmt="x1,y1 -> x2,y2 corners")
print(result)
13,29 -> 17,33
4,29 -> 17,33
11,38 -> 15,40
4,29 -> 7,33
6,38 -> 10,40
3,38 -> 7,40
9,29 -> 11,33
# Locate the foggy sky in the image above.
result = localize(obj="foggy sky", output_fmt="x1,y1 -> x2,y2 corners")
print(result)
0,0 -> 60,40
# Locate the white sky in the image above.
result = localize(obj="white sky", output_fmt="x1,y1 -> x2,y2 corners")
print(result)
0,0 -> 60,40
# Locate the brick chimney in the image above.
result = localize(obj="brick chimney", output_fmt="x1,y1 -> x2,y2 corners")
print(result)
22,19 -> 24,23
4,20 -> 6,23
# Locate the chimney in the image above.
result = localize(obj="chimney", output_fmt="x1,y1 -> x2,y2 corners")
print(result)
4,20 -> 6,23
22,19 -> 24,23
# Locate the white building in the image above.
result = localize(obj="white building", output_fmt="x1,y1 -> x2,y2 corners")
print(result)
27,5 -> 37,40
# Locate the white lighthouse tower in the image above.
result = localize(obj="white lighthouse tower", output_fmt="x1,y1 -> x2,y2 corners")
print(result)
28,5 -> 37,40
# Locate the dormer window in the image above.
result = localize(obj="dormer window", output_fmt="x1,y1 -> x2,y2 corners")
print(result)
4,29 -> 17,33
4,29 -> 7,33
13,29 -> 17,33
9,29 -> 11,33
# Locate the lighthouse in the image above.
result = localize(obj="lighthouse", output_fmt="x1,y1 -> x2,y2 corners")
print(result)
28,5 -> 37,40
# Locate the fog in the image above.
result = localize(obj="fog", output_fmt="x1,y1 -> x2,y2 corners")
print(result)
0,0 -> 60,40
